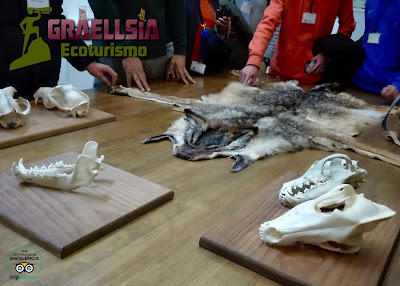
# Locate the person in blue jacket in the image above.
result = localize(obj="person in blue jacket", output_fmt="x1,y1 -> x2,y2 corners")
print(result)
352,0 -> 400,101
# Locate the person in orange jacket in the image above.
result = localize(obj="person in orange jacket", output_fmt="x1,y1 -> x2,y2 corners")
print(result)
240,0 -> 356,85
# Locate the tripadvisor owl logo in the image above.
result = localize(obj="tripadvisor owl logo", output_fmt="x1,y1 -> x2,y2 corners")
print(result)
7,246 -> 43,280
9,7 -> 53,71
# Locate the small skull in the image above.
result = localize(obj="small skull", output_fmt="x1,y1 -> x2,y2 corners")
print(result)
34,85 -> 90,117
0,87 -> 31,129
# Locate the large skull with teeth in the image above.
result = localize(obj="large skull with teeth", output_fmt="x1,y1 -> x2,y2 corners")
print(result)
279,154 -> 367,207
260,184 -> 396,253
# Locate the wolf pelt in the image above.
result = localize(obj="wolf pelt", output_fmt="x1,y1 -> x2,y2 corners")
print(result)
115,81 -> 385,172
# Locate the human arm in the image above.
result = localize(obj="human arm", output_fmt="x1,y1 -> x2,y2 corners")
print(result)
45,0 -> 115,86
337,0 -> 356,37
240,0 -> 285,84
86,62 -> 117,86
51,0 -> 93,71
166,0 -> 187,56
382,79 -> 400,101
246,0 -> 285,67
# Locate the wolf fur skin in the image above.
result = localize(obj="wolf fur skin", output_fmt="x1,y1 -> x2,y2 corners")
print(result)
110,81 -> 386,172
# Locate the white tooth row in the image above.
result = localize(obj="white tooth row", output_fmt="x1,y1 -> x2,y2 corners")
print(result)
286,177 -> 329,195
19,161 -> 74,171
21,169 -> 68,178
23,161 -> 73,171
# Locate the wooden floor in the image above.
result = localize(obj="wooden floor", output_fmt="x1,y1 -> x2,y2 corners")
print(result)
0,72 -> 399,286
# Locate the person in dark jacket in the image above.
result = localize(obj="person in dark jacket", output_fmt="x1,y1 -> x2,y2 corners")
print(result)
185,0 -> 253,71
89,0 -> 195,92
0,0 -> 117,100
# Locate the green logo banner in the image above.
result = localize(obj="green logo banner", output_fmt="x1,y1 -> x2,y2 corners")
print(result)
10,7 -> 53,71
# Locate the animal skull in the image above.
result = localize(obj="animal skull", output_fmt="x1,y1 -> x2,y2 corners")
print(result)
260,184 -> 395,253
34,85 -> 90,117
0,87 -> 31,129
11,141 -> 104,191
279,154 -> 367,207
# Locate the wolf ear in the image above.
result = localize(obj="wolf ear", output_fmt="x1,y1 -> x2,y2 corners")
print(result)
184,109 -> 207,127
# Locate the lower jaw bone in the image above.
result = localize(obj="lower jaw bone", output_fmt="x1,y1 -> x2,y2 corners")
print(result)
11,141 -> 104,191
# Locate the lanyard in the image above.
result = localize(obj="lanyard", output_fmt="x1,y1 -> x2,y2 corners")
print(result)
196,0 -> 208,61
196,0 -> 207,30
309,0 -> 315,13
200,30 -> 208,61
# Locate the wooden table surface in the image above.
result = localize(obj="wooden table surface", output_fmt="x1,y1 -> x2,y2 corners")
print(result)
0,72 -> 399,286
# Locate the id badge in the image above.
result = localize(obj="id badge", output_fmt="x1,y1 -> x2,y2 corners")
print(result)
190,61 -> 206,75
301,12 -> 317,24
241,1 -> 252,15
27,0 -> 50,9
367,33 -> 381,44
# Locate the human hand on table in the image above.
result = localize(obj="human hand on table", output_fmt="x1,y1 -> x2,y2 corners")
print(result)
239,65 -> 258,85
122,57 -> 150,92
381,85 -> 399,101
165,55 -> 196,84
86,62 -> 118,87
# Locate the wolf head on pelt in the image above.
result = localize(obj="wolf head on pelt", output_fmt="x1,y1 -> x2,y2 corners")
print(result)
143,81 -> 384,172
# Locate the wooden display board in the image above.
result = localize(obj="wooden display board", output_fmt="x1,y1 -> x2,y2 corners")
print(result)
0,104 -> 115,149
200,172 -> 400,286
0,152 -> 174,258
